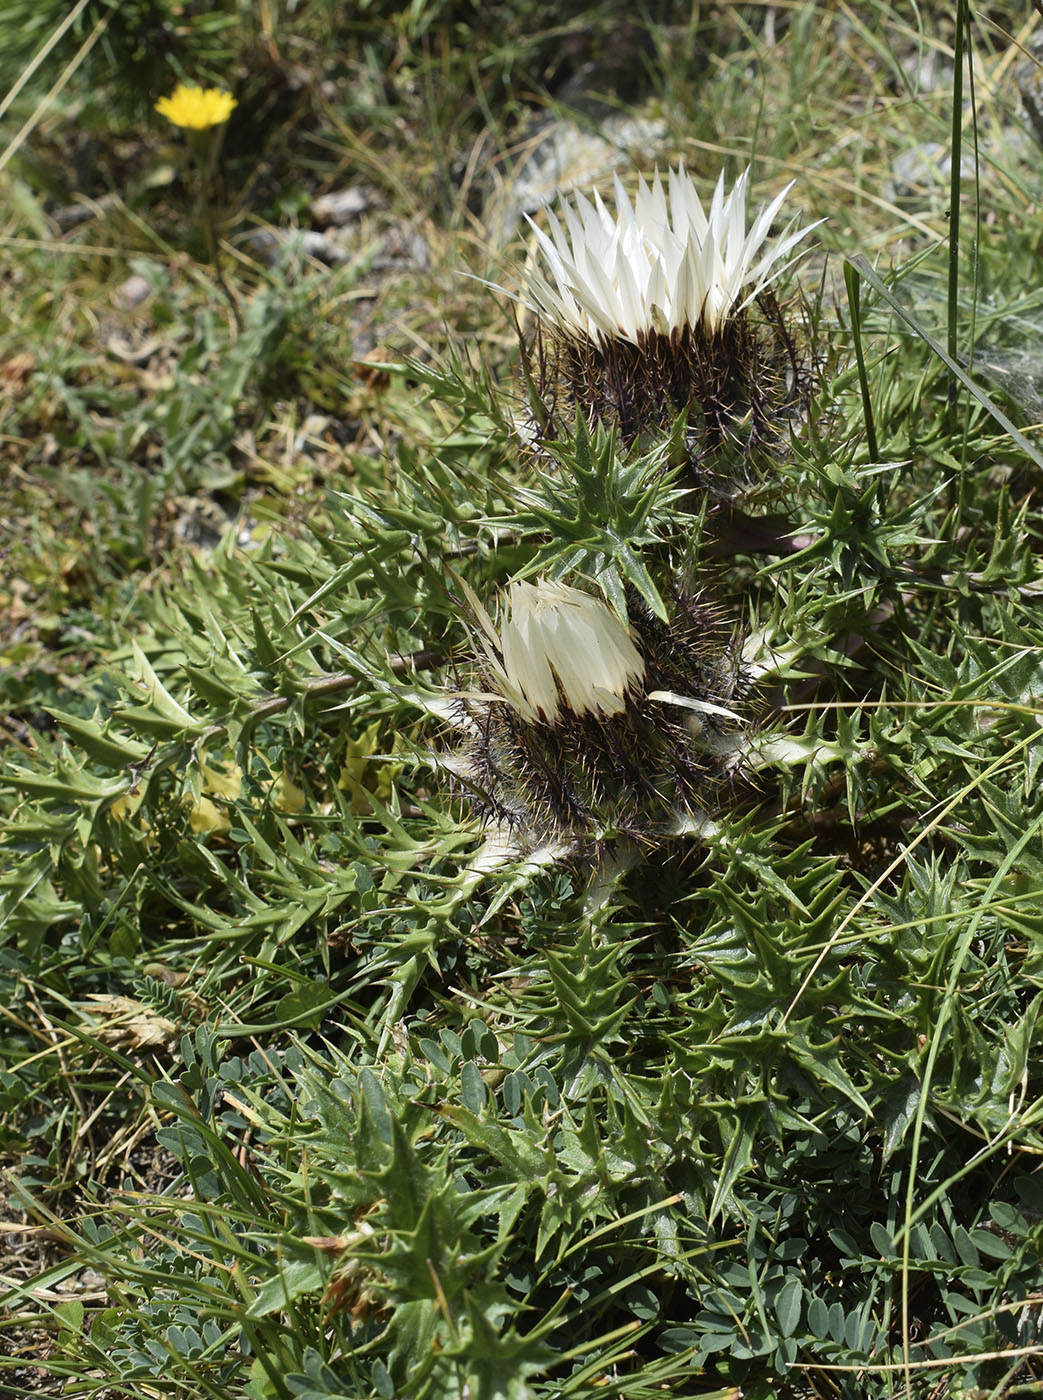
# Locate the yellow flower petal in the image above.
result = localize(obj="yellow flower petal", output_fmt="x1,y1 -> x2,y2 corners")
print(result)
155,83 -> 237,131
188,796 -> 231,836
274,771 -> 307,814
201,760 -> 243,800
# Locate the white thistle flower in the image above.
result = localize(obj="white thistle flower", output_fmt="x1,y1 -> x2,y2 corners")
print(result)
438,577 -> 752,866
526,164 -> 820,344
466,577 -> 646,726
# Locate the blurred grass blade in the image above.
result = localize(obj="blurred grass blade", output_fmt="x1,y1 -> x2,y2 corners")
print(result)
0,0 -> 91,124
843,260 -> 880,461
0,9 -> 110,177
846,253 -> 1043,471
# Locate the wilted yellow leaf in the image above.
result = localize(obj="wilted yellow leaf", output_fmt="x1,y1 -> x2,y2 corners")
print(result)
188,795 -> 231,835
274,770 -> 307,813
79,995 -> 177,1049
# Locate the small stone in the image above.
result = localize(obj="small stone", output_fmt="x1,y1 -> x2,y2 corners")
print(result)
241,228 -> 348,266
114,274 -> 153,311
487,112 -> 668,245
311,186 -> 373,226
298,230 -> 348,264
372,222 -> 429,271
49,192 -> 118,231
889,142 -> 976,202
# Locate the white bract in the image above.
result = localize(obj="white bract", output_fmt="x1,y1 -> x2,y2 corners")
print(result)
468,577 -> 646,726
527,164 -> 820,344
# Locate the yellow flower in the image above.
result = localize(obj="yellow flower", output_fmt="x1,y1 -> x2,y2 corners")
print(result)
188,796 -> 231,837
186,760 -> 242,836
155,83 -> 237,131
273,770 -> 307,814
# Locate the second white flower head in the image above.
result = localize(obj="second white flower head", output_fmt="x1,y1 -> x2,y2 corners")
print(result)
527,164 -> 819,345
471,578 -> 646,726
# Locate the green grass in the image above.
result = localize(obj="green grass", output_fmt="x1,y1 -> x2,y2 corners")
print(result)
3,2 -> 1043,1397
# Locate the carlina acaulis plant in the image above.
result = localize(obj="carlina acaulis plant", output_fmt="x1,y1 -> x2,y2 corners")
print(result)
515,165 -> 822,494
441,575 -> 749,863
